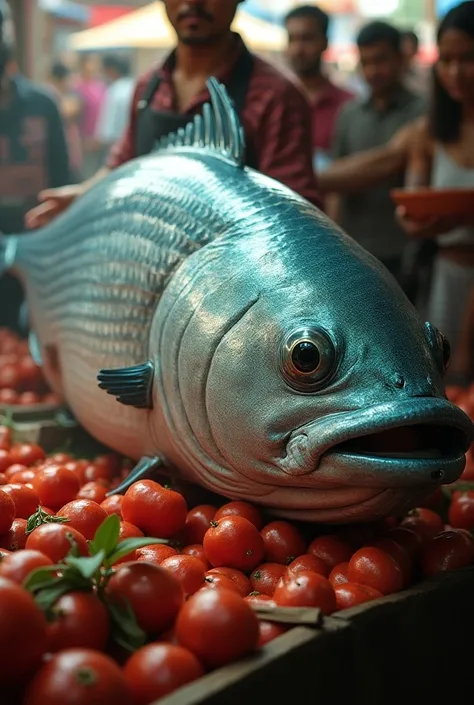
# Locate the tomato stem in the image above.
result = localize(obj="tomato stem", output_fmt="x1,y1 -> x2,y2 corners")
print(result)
75,667 -> 98,686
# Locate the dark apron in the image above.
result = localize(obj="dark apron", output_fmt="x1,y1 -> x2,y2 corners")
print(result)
135,47 -> 257,168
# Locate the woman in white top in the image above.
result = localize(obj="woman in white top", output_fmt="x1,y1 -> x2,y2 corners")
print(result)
397,1 -> 474,373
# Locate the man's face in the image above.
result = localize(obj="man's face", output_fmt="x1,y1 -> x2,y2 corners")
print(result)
286,16 -> 327,76
359,41 -> 403,95
163,0 -> 242,45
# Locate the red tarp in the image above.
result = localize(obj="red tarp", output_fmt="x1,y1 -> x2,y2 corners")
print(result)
88,6 -> 136,28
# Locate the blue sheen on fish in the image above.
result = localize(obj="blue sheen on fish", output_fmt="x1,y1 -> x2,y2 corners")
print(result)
0,78 -> 472,523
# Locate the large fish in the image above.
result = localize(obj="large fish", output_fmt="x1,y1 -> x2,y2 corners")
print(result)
1,79 -> 472,522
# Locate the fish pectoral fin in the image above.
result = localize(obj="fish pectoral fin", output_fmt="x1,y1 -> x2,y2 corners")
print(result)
97,361 -> 155,410
107,455 -> 163,496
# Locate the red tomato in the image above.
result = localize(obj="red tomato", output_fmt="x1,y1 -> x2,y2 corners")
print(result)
421,530 -> 474,577
18,391 -> 41,405
32,465 -> 81,511
348,547 -> 404,595
386,526 -> 423,560
0,489 -> 14,534
0,425 -> 11,450
307,534 -> 353,571
401,508 -> 444,541
206,567 -> 252,597
0,547 -> 10,557
114,522 -> 145,563
203,516 -> 264,573
100,494 -> 124,519
0,363 -> 20,390
0,549 -> 53,584
0,449 -> 12,473
0,472 -> 7,485
287,554 -> 329,577
122,480 -> 188,539
245,593 -> 276,606
334,582 -> 383,610
25,524 -> 89,562
329,562 -> 350,589
56,499 -> 108,541
107,562 -> 184,634
181,544 -> 210,568
258,621 -> 288,647
160,555 -> 206,596
23,649 -> 131,705
77,481 -> 109,504
47,592 -> 110,652
0,518 -> 28,551
176,588 -> 259,669
177,504 -> 217,545
370,538 -> 412,587
9,468 -> 36,485
214,501 -> 264,530
50,453 -> 73,464
0,577 -> 48,685
273,570 -> 336,614
92,453 -> 122,479
8,443 -> 45,467
135,544 -> 179,565
123,642 -> 204,704
4,463 -> 29,480
202,572 -> 242,594
260,521 -> 306,565
249,562 -> 287,596
64,460 -> 89,485
0,388 -> 18,405
42,392 -> 62,405
448,491 -> 474,530
1,483 -> 39,519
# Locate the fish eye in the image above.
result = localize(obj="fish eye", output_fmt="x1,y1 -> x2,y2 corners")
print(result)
424,322 -> 451,373
280,327 -> 337,393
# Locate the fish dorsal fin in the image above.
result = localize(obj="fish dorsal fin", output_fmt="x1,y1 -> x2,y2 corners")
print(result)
156,77 -> 246,168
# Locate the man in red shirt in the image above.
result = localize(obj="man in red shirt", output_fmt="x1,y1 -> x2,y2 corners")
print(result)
26,0 -> 321,229
285,4 -> 354,172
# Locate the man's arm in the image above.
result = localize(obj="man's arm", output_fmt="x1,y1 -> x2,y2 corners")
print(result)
45,95 -> 71,188
253,84 -> 323,209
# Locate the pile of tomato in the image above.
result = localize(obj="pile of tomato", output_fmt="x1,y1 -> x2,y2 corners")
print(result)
1,414 -> 474,704
0,328 -> 60,407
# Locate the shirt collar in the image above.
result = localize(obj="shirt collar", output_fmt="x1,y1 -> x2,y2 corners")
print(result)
161,32 -> 246,83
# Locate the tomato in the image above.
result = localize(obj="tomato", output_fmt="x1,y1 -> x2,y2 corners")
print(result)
177,504 -> 217,545
0,577 -> 48,685
48,592 -> 110,652
0,549 -> 52,584
273,571 -> 336,614
401,508 -> 444,541
92,453 -> 122,479
0,518 -> 27,550
123,642 -> 204,704
23,648 -> 131,705
260,521 -> 307,566
307,534 -> 353,571
8,443 -> 45,467
206,567 -> 252,597
25,523 -> 89,562
0,547 -> 10,558
5,463 -> 30,480
448,491 -> 474,530
9,468 -> 36,485
176,588 -> 259,669
0,489 -> 14,534
0,388 -> 18,404
337,523 -> 381,549
181,544 -> 210,568
77,481 -> 109,504
370,538 -> 412,587
420,488 -> 444,511
56,499 -> 108,541
421,530 -> 474,577
249,562 -> 287,596
0,363 -> 20,390
258,621 -> 288,647
0,472 -> 7,485
160,555 -> 206,597
203,516 -> 264,573
122,480 -> 188,539
107,562 -> 184,634
287,554 -> 329,577
136,544 -> 179,565
64,460 -> 89,485
386,526 -> 423,560
201,572 -> 242,594
0,426 -> 12,451
1,483 -> 39,519
18,391 -> 41,405
348,547 -> 404,595
43,392 -> 62,405
32,465 -> 81,511
0,449 -> 12,474
214,501 -> 264,530
100,494 -> 124,519
329,562 -> 350,588
50,453 -> 73,464
245,593 -> 276,605
334,582 -> 383,610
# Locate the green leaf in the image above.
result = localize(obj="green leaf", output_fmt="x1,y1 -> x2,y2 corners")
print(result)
106,537 -> 167,567
107,599 -> 146,652
26,506 -> 70,535
24,565 -> 63,592
34,580 -> 78,614
89,514 -> 120,557
66,550 -> 106,580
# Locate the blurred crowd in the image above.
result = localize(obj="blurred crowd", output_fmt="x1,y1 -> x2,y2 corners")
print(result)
0,0 -> 473,384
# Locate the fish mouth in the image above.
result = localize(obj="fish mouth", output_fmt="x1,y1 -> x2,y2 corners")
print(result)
281,397 -> 473,488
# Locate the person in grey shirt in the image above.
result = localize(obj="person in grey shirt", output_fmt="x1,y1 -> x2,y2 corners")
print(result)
329,21 -> 425,282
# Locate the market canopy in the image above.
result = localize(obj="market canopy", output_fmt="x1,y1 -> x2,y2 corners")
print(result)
68,2 -> 287,53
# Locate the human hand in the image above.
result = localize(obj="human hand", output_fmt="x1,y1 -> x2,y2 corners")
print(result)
24,184 -> 84,229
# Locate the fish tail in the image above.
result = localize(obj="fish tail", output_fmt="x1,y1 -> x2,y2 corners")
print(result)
0,232 -> 18,273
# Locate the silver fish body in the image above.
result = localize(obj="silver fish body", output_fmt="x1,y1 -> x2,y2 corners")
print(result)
1,79 -> 472,522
